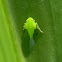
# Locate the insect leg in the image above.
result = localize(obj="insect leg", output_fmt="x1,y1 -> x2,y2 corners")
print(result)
36,23 -> 43,33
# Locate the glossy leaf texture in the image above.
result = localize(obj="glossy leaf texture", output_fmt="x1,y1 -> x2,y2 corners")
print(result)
0,0 -> 62,62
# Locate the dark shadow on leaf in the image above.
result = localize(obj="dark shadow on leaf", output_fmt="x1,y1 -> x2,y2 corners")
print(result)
33,29 -> 43,43
21,29 -> 30,57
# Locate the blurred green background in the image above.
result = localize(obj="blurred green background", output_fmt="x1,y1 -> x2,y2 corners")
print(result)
0,0 -> 62,62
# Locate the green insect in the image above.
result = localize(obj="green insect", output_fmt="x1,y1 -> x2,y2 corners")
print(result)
23,17 -> 43,50
23,17 -> 43,38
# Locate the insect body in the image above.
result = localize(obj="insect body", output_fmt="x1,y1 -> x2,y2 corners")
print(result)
23,17 -> 43,38
23,17 -> 43,50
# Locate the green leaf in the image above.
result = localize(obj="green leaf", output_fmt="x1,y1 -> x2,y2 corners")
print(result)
0,0 -> 25,62
0,0 -> 62,62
